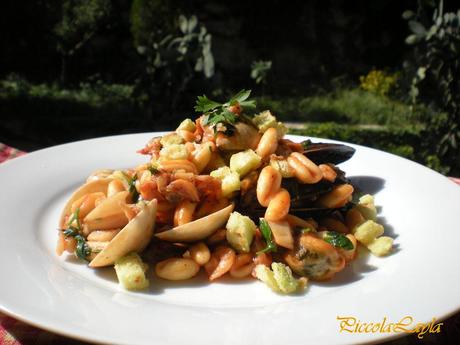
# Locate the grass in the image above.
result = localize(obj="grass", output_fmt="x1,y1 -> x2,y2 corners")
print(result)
256,88 -> 433,128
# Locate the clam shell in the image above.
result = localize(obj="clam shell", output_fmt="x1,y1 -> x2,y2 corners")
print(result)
89,199 -> 157,268
59,178 -> 112,229
155,203 -> 234,242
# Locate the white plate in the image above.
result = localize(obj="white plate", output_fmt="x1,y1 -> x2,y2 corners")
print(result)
0,133 -> 459,345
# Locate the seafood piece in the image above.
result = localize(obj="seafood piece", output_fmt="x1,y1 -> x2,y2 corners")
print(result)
155,204 -> 234,242
89,199 -> 157,267
302,141 -> 356,165
59,178 -> 112,229
284,232 -> 345,280
215,122 -> 261,151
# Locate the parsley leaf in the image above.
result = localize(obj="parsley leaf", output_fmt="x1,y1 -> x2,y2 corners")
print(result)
148,165 -> 159,175
67,208 -> 81,230
194,95 -> 222,113
128,174 -> 140,203
323,231 -> 354,250
63,227 -> 91,261
194,89 -> 256,135
257,218 -> 278,255
230,89 -> 251,104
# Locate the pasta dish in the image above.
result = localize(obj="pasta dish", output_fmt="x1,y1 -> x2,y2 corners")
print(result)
56,90 -> 393,293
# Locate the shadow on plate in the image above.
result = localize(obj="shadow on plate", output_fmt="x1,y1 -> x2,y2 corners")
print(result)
315,249 -> 377,288
348,175 -> 385,195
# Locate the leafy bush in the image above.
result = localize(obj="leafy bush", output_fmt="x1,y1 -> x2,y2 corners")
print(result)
131,0 -> 215,116
359,70 -> 399,96
402,0 -> 460,174
251,61 -> 272,85
0,76 -> 146,150
0,75 -> 135,107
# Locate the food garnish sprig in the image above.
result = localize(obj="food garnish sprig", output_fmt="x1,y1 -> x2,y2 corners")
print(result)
195,89 -> 256,135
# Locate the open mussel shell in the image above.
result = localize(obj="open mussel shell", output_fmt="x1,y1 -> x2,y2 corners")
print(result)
302,141 -> 356,165
155,203 -> 234,242
59,178 -> 113,229
89,199 -> 157,268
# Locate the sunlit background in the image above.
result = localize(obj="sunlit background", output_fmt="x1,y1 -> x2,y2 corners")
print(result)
0,0 -> 458,175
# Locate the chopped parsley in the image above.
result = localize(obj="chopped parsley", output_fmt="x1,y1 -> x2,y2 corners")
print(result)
128,174 -> 140,203
195,89 -> 256,135
323,231 -> 354,250
63,208 -> 91,261
67,207 -> 81,229
300,227 -> 315,234
148,165 -> 159,175
257,218 -> 278,255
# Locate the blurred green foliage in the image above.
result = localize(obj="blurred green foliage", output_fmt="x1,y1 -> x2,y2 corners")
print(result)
359,70 -> 399,96
402,0 -> 460,174
0,0 -> 458,174
256,88 -> 434,127
251,61 -> 272,85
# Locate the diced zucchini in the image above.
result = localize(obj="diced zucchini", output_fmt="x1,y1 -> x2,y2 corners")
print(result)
356,194 -> 377,220
160,133 -> 184,147
229,149 -> 261,177
269,157 -> 294,178
252,110 -> 277,132
114,253 -> 149,290
255,263 -> 305,294
254,265 -> 280,292
210,166 -> 241,197
226,211 -> 256,253
159,144 -> 188,160
271,263 -> 300,294
367,236 -> 393,256
177,118 -> 196,132
252,110 -> 287,137
353,220 -> 384,245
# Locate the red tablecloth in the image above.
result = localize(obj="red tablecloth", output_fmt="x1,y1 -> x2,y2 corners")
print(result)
1,143 -> 459,345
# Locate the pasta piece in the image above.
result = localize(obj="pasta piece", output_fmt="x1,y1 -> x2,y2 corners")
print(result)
256,127 -> 278,159
316,184 -> 354,209
189,242 -> 211,266
155,258 -> 200,281
204,246 -> 236,281
287,152 -> 323,184
173,200 -> 197,226
230,253 -> 255,278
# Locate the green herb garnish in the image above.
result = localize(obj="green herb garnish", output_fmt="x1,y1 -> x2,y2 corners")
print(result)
301,139 -> 311,150
300,227 -> 315,234
195,89 -> 256,135
67,208 -> 81,230
128,174 -> 140,203
323,231 -> 354,250
148,165 -> 159,175
63,227 -> 91,261
257,218 -> 278,255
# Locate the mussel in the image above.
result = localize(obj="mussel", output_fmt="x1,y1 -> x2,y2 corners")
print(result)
283,232 -> 346,280
302,140 -> 355,165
